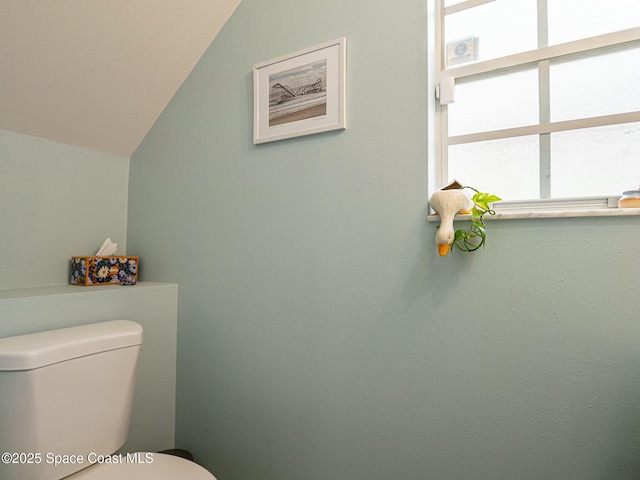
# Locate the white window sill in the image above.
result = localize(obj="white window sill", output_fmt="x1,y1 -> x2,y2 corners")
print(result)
427,207 -> 640,221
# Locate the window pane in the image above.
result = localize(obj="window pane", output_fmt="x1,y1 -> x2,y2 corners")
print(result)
550,123 -> 640,198
449,136 -> 540,200
445,0 -> 537,67
449,66 -> 539,136
548,0 -> 640,46
550,42 -> 640,122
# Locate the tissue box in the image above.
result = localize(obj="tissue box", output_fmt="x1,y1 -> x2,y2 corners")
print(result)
70,256 -> 138,286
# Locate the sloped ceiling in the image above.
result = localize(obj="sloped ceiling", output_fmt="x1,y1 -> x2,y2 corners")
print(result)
0,0 -> 241,157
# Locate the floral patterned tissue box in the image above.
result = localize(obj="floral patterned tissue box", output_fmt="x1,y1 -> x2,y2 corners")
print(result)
70,256 -> 138,286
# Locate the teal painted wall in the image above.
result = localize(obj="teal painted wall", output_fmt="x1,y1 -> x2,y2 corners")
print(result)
0,128 -> 129,289
128,0 -> 640,478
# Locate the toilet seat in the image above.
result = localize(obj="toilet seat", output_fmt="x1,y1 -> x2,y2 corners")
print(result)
65,452 -> 216,479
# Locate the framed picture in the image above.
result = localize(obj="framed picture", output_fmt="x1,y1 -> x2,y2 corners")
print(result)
253,37 -> 346,144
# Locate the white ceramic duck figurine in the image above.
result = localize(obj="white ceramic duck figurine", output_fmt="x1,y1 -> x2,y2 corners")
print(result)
430,188 -> 472,256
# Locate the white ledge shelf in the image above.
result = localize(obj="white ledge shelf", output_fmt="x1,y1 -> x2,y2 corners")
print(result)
427,208 -> 640,221
0,282 -> 173,300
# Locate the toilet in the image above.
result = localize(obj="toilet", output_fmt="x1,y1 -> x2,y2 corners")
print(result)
0,320 -> 216,480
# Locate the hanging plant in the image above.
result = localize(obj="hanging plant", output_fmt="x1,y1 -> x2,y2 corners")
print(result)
451,187 -> 501,252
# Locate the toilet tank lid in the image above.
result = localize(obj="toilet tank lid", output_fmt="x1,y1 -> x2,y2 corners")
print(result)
0,320 -> 143,371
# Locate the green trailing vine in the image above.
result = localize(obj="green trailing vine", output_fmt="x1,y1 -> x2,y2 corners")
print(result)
452,187 -> 501,252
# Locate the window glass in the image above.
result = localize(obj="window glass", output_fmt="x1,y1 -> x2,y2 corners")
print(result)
435,0 -> 640,207
550,42 -> 640,122
449,136 -> 540,200
551,123 -> 640,198
445,0 -> 537,67
449,66 -> 539,136
548,0 -> 640,46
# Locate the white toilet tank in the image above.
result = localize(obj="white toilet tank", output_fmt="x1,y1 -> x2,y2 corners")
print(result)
0,320 -> 143,480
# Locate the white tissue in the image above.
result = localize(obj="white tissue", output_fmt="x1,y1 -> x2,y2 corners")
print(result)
95,237 -> 118,256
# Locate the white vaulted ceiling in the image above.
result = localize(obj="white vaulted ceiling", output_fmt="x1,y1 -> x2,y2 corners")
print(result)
0,0 -> 241,157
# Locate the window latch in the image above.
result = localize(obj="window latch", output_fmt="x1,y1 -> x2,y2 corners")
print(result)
436,75 -> 455,105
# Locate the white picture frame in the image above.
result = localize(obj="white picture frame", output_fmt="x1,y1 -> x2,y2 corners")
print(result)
253,37 -> 346,144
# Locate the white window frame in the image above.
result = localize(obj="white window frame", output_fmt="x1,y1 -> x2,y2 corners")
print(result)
429,0 -> 640,219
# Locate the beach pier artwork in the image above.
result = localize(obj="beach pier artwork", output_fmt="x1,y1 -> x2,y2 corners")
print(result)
253,37 -> 345,144
268,60 -> 327,127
